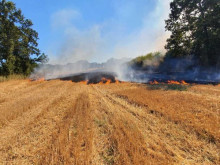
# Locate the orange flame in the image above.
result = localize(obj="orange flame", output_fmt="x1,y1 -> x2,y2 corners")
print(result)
168,80 -> 188,85
79,80 -> 88,85
115,80 -> 120,84
180,80 -> 188,85
78,77 -> 122,85
167,80 -> 181,85
149,80 -> 159,85
31,77 -> 45,82
149,80 -> 188,85
99,77 -> 112,85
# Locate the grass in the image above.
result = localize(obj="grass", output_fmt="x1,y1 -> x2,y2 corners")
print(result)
0,74 -> 27,82
101,141 -> 118,165
148,83 -> 188,91
165,84 -> 188,91
94,118 -> 106,128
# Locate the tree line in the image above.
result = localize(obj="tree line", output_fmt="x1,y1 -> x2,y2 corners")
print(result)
0,0 -> 47,76
165,0 -> 220,68
0,0 -> 219,76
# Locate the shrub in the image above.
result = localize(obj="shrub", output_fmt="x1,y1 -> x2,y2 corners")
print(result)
129,52 -> 163,68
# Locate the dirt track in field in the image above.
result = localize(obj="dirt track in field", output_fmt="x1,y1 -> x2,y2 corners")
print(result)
0,80 -> 219,164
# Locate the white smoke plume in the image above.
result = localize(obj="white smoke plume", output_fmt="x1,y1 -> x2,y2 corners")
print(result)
31,0 -> 172,80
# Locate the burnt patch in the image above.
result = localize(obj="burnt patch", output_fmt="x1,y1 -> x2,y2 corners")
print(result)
56,72 -> 118,84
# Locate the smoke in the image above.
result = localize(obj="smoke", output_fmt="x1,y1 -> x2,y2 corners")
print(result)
31,0 -> 172,80
49,8 -> 105,64
30,0 -> 220,84
124,55 -> 220,84
51,9 -> 80,29
49,0 -> 171,62
112,0 -> 171,58
53,26 -> 103,64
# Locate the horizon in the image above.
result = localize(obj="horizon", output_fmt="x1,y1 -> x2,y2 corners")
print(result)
12,0 -> 171,64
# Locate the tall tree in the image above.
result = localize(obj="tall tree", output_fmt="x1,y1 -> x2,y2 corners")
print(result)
0,0 -> 48,76
165,0 -> 220,67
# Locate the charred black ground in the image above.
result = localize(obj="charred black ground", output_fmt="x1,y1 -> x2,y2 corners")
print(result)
46,69 -> 220,85
55,72 -> 117,84
125,71 -> 220,85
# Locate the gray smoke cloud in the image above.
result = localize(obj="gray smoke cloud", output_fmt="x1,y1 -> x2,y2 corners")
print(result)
31,0 -> 172,81
49,0 -> 171,63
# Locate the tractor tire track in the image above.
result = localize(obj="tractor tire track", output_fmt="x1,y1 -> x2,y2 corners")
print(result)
39,92 -> 94,165
90,86 -> 170,165
0,82 -> 79,164
0,80 -> 219,165
92,85 -> 219,165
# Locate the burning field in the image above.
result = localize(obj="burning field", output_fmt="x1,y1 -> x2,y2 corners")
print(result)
56,72 -> 121,85
0,78 -> 219,164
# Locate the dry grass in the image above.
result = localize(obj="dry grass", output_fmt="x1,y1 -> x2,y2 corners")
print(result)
114,84 -> 220,145
0,74 -> 27,82
0,80 -> 219,164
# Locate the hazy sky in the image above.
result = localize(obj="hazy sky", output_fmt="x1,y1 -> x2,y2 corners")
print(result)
13,0 -> 171,64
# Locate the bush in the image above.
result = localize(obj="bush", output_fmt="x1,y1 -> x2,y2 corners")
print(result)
129,52 -> 163,68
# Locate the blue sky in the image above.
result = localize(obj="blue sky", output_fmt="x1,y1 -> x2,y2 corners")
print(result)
13,0 -> 171,64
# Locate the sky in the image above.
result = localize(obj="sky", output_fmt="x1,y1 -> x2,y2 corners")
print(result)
12,0 -> 171,64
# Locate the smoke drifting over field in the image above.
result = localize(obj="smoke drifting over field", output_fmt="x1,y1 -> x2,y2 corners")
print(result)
30,58 -> 130,81
124,56 -> 220,84
32,0 -> 171,81
31,55 -> 220,85
47,0 -> 170,63
31,0 -> 220,84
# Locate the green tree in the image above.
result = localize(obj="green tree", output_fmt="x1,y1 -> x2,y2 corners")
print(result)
165,0 -> 220,67
0,0 -> 48,76
129,52 -> 163,68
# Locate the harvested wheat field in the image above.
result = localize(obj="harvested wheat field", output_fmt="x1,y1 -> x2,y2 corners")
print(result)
0,79 -> 219,164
